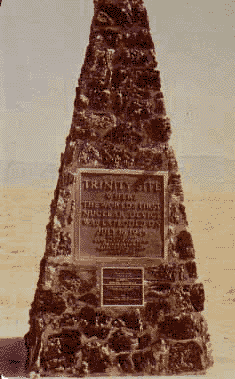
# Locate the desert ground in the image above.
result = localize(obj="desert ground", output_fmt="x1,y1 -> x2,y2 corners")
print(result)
0,186 -> 235,377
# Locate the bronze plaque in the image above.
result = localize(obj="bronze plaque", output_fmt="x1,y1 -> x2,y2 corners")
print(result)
75,169 -> 167,258
101,267 -> 144,306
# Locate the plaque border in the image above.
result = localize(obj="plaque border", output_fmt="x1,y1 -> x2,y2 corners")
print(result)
101,266 -> 144,307
74,168 -> 168,262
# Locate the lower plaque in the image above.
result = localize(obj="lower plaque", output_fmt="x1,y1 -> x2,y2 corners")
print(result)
102,268 -> 144,306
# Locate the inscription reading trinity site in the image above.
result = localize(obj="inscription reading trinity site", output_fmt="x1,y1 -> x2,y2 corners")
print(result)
77,172 -> 165,258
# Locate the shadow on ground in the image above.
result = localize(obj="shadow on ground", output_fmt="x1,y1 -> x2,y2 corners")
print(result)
0,338 -> 29,377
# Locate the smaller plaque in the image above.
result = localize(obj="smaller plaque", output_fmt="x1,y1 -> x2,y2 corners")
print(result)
101,267 -> 144,306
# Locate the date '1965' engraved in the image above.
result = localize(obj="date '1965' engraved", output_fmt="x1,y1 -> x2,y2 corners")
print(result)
76,169 -> 167,258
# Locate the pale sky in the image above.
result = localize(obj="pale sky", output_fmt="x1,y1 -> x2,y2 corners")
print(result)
0,0 -> 235,191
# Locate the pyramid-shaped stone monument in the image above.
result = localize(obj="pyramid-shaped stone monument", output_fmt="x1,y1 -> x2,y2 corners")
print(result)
25,0 -> 213,376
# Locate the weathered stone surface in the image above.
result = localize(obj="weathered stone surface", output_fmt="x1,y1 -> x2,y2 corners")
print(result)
32,289 -> 66,316
116,353 -> 134,373
138,333 -> 152,349
132,350 -> 156,372
145,301 -> 170,324
108,330 -> 138,352
83,342 -> 111,373
159,314 -> 197,340
190,283 -> 205,311
121,310 -> 142,331
25,0 -> 212,375
176,230 -> 195,259
58,268 -> 96,294
168,341 -> 204,373
56,231 -> 72,256
185,261 -> 197,278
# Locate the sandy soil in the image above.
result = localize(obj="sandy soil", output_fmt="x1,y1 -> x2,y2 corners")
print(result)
0,187 -> 235,377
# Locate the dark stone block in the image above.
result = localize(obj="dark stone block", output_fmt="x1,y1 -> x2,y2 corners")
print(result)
145,300 -> 170,324
59,269 -> 95,294
71,127 -> 98,141
167,146 -> 178,171
183,284 -> 191,292
127,99 -> 153,121
175,230 -> 195,259
78,293 -> 99,307
136,69 -> 161,89
179,203 -> 188,225
168,173 -> 184,198
33,290 -> 66,316
100,29 -> 119,48
124,30 -> 154,49
97,1 -> 149,28
41,331 -> 81,371
89,77 -> 107,91
104,126 -> 142,146
185,261 -> 197,279
59,313 -> 79,328
132,5 -> 148,27
121,311 -> 142,331
155,99 -> 166,115
66,293 -> 77,307
159,314 -> 196,340
74,93 -> 89,110
59,270 -> 81,292
169,341 -> 203,373
24,329 -> 36,352
132,350 -> 156,372
100,141 -> 134,168
56,232 -> 71,256
88,346 -> 110,373
135,150 -> 162,170
62,171 -> 74,187
81,342 -> 111,374
108,330 -> 137,352
145,302 -> 156,323
96,312 -> 111,326
63,143 -> 74,166
95,327 -> 110,339
190,283 -> 205,311
144,117 -> 171,142
169,204 -> 180,224
117,353 -> 133,373
99,3 -> 132,27
132,351 -> 145,372
111,318 -> 126,328
78,306 -> 96,325
89,87 -> 111,111
130,49 -> 157,67
95,11 -> 116,27
139,333 -> 151,349
77,141 -> 102,165
57,331 -> 81,354
82,325 -> 97,338
111,68 -> 129,89
158,298 -> 171,313
113,49 -> 132,68
112,91 -> 127,114
150,263 -> 178,282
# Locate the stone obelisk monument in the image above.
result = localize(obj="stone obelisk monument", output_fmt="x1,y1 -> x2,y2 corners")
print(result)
25,0 -> 213,376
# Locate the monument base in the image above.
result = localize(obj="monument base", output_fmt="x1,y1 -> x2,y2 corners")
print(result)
25,258 -> 213,376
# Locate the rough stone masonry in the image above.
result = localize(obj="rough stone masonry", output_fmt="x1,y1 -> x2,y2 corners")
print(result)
24,0 -> 213,376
